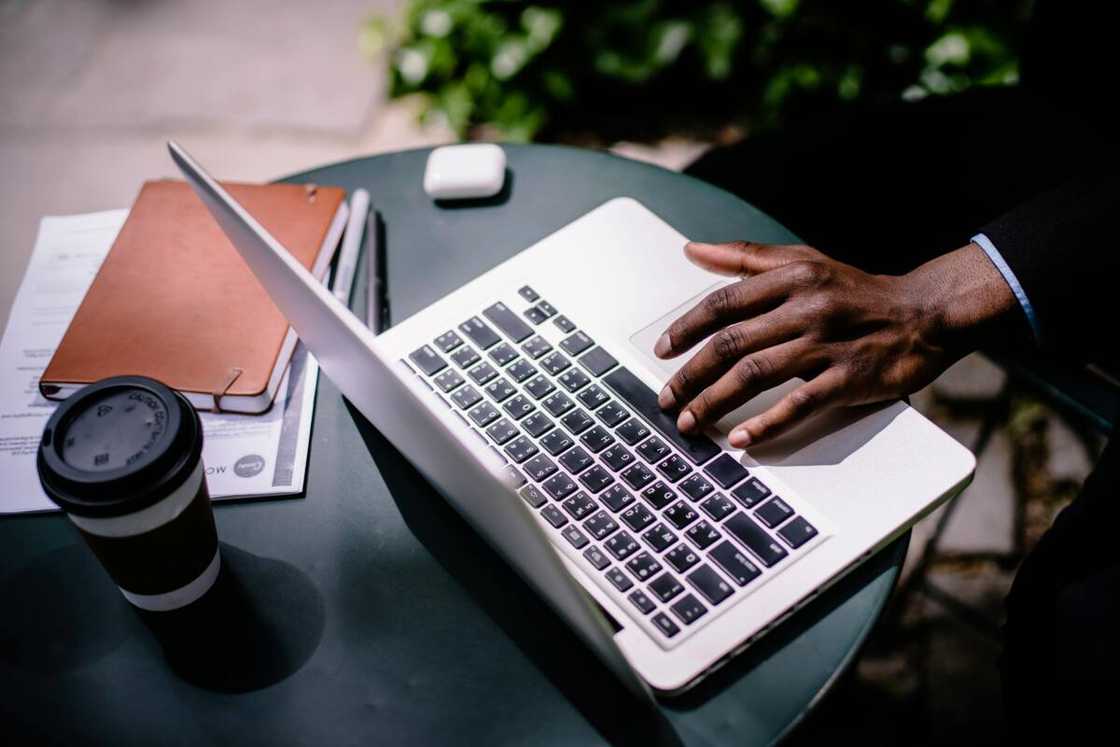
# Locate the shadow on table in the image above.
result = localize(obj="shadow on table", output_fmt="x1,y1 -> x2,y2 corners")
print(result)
346,401 -> 904,743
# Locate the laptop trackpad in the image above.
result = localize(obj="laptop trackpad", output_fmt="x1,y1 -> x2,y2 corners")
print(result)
628,283 -> 801,434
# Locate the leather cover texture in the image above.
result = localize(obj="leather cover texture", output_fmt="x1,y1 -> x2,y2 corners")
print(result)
41,179 -> 345,402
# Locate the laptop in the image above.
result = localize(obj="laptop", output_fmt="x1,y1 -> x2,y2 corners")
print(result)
171,141 -> 975,698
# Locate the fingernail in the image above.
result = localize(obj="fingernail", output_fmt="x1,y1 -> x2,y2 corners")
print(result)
658,386 -> 676,409
729,428 -> 752,448
677,410 -> 696,433
654,333 -> 672,358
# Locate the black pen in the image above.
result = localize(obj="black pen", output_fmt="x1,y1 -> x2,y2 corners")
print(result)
366,208 -> 388,333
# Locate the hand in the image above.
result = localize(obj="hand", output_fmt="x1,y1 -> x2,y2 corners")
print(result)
655,240 -> 1018,448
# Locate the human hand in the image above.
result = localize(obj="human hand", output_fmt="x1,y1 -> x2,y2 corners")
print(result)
655,240 -> 1018,448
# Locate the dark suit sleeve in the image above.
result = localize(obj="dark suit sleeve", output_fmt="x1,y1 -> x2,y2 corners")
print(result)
980,172 -> 1118,363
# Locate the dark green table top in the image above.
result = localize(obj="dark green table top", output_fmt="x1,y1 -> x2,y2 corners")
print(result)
0,144 -> 907,746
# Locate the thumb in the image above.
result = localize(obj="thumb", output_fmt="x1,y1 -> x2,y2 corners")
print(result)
684,241 -> 809,276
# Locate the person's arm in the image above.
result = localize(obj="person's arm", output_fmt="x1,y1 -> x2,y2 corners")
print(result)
654,240 -> 1021,447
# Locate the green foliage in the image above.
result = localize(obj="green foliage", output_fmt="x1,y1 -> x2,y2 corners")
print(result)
362,0 -> 1032,142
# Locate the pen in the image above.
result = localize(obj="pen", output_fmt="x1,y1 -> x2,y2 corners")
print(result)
367,208 -> 387,333
332,189 -> 370,303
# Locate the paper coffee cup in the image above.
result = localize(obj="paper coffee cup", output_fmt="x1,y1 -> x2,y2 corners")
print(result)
38,376 -> 220,612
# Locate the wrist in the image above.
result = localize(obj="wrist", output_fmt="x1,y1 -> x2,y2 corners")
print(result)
901,242 -> 1019,353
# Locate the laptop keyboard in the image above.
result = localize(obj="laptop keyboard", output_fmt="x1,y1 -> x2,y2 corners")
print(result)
405,285 -> 823,647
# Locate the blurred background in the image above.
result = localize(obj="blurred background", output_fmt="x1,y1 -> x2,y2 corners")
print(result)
0,1 -> 1099,743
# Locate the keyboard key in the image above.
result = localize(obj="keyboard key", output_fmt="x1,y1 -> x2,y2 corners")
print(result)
600,445 -> 634,472
605,567 -> 633,592
621,503 -> 655,532
522,335 -> 552,359
561,524 -> 588,549
488,342 -> 519,366
616,419 -> 651,445
409,345 -> 446,375
583,545 -> 610,570
724,512 -> 788,567
640,481 -> 677,510
580,425 -> 615,453
600,484 -> 635,512
562,491 -> 596,520
628,589 -> 657,615
777,516 -> 819,548
543,472 -> 577,500
602,367 -> 722,466
486,418 -> 518,445
483,302 -> 534,343
626,551 -> 662,581
578,347 -> 618,377
579,464 -> 614,493
504,465 -> 527,488
540,504 -> 568,528
525,374 -> 555,400
459,316 -> 501,349
519,484 -> 546,508
642,522 -> 678,553
700,494 -> 736,522
656,454 -> 691,483
468,362 -> 498,386
703,453 -> 750,489
679,474 -> 715,501
433,369 -> 464,393
636,436 -> 670,463
522,411 -> 554,438
595,401 -> 628,427
540,351 -> 571,375
620,463 -> 655,490
558,446 -> 593,474
686,520 -> 722,550
468,402 -> 500,427
484,377 -> 516,402
434,330 -> 463,352
709,541 -> 762,586
536,300 -> 558,318
450,346 -> 481,369
585,511 -> 620,541
577,385 -> 610,410
451,385 -> 483,409
560,331 -> 593,356
506,359 -> 536,382
502,394 -> 536,420
670,594 -> 708,626
663,501 -> 698,530
553,315 -> 576,333
687,565 -> 734,605
518,285 -> 539,302
665,544 -> 700,573
524,306 -> 548,325
523,454 -> 558,482
649,572 -> 685,603
542,391 -> 575,417
540,428 -> 573,456
652,612 -> 681,638
731,477 -> 771,509
755,497 -> 794,528
606,531 -> 640,560
558,368 -> 591,392
503,435 -> 538,463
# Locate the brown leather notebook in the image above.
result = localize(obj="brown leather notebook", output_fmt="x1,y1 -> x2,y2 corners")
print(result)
40,179 -> 348,412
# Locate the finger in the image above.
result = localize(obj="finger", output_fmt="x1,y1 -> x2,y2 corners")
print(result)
655,269 -> 792,359
728,367 -> 849,448
675,339 -> 818,433
684,241 -> 813,277
658,308 -> 801,410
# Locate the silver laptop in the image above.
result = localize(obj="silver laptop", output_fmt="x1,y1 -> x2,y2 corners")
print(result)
171,141 -> 975,697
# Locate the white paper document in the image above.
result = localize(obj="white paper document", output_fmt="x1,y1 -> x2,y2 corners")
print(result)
0,210 -> 319,514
